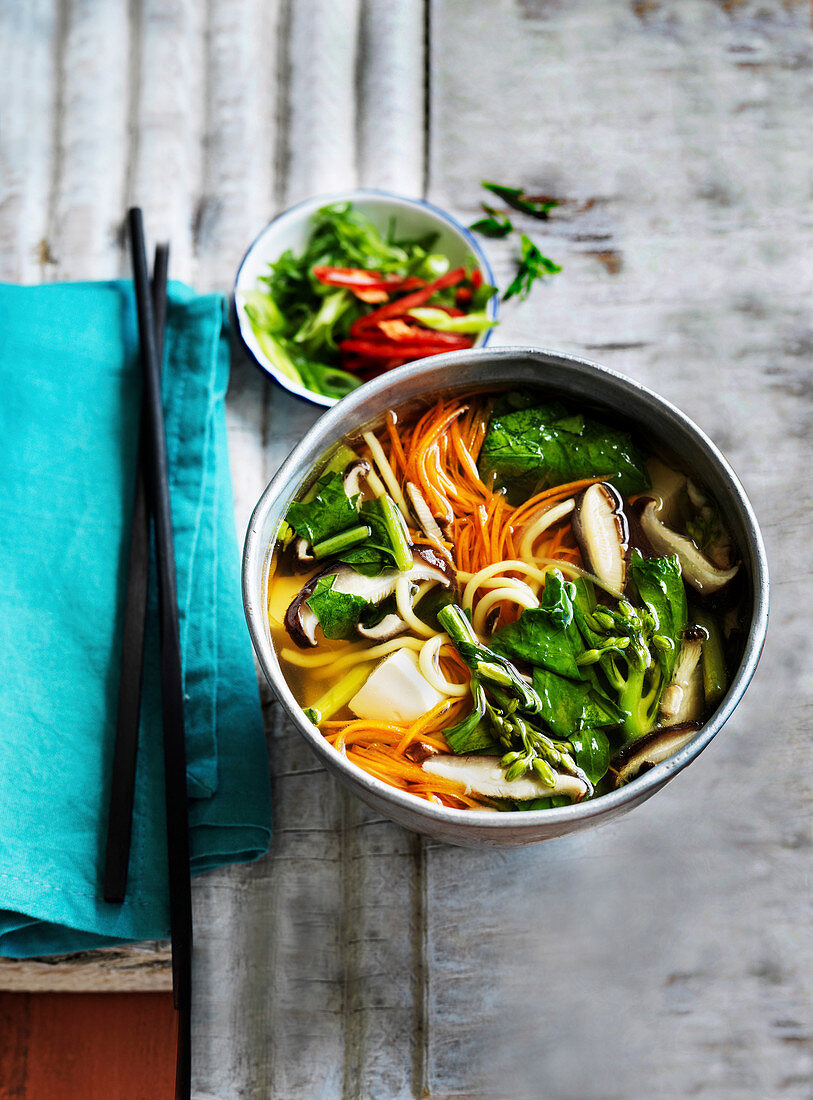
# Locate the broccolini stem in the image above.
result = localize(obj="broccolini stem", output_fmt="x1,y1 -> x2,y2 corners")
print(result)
312,524 -> 372,559
378,494 -> 413,571
437,602 -> 593,794
437,603 -> 543,715
304,663 -> 372,725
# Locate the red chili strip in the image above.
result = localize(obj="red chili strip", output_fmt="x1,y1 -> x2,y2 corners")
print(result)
312,265 -> 402,290
353,287 -> 390,304
374,320 -> 473,347
312,267 -> 428,295
352,267 -> 467,330
339,336 -> 473,359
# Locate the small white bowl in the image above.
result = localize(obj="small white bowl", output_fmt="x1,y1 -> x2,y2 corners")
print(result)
233,189 -> 499,407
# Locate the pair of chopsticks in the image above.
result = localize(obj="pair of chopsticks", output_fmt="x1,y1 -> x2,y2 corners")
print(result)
103,209 -> 192,1099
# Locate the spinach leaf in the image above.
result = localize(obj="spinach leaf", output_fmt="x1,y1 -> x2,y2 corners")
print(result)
570,576 -> 603,648
490,390 -> 539,417
532,666 -> 621,737
414,584 -> 456,630
491,576 -> 584,680
583,688 -> 625,728
285,471 -> 360,545
480,401 -> 650,497
628,551 -> 687,682
305,575 -> 368,640
357,497 -> 408,568
337,544 -> 390,577
359,595 -> 398,629
503,234 -> 561,302
568,730 -> 611,785
540,570 -> 573,628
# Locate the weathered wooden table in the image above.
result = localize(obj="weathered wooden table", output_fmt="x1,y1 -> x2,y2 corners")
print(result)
1,1 -> 811,1096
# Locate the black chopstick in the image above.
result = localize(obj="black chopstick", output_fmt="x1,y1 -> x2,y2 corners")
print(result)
127,208 -> 192,1100
104,242 -> 170,904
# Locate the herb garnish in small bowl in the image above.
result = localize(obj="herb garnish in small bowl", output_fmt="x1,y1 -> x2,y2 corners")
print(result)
234,191 -> 498,406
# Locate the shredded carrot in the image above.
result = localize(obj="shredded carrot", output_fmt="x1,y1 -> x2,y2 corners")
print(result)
507,478 -> 602,529
386,410 -> 407,477
394,699 -> 453,755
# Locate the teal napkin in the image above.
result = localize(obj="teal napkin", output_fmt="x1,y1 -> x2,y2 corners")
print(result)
0,281 -> 272,957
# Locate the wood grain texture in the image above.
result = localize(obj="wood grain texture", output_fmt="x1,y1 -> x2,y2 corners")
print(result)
49,0 -> 130,280
0,0 -> 810,1097
0,0 -> 59,283
0,943 -> 171,993
0,992 -> 176,1099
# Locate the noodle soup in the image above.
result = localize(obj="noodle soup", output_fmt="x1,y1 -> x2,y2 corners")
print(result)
266,389 -> 743,812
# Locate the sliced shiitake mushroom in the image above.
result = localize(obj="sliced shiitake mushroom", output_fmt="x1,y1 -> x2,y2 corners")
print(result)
405,481 -> 453,561
291,536 -> 316,572
284,546 -> 454,648
611,722 -> 703,788
404,741 -> 440,765
659,627 -> 705,723
639,501 -> 739,594
572,482 -> 629,593
422,754 -> 590,803
646,458 -> 687,527
342,458 -> 372,498
356,613 -> 409,642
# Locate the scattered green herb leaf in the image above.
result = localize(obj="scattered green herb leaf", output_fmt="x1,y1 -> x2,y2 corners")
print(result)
503,234 -> 562,302
481,182 -> 559,220
469,205 -> 515,238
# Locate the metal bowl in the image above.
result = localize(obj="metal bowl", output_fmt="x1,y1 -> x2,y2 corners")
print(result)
242,347 -> 769,846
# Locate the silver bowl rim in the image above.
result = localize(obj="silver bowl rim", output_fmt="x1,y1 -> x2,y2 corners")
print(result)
232,186 -> 499,408
243,345 -> 770,832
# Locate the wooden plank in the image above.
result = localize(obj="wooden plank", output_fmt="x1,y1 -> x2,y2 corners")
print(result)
126,0 -> 206,280
284,0 -> 362,204
0,944 -> 171,994
193,0 -> 281,294
0,992 -> 176,1099
0,0 -> 59,283
357,0 -> 426,196
48,0 -> 130,281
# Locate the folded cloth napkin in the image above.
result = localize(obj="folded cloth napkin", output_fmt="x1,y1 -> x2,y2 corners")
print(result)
0,281 -> 272,957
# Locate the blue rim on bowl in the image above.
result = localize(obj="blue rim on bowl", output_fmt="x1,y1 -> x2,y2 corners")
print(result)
233,188 -> 499,408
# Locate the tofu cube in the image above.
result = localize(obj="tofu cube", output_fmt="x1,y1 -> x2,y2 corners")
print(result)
348,648 -> 445,724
